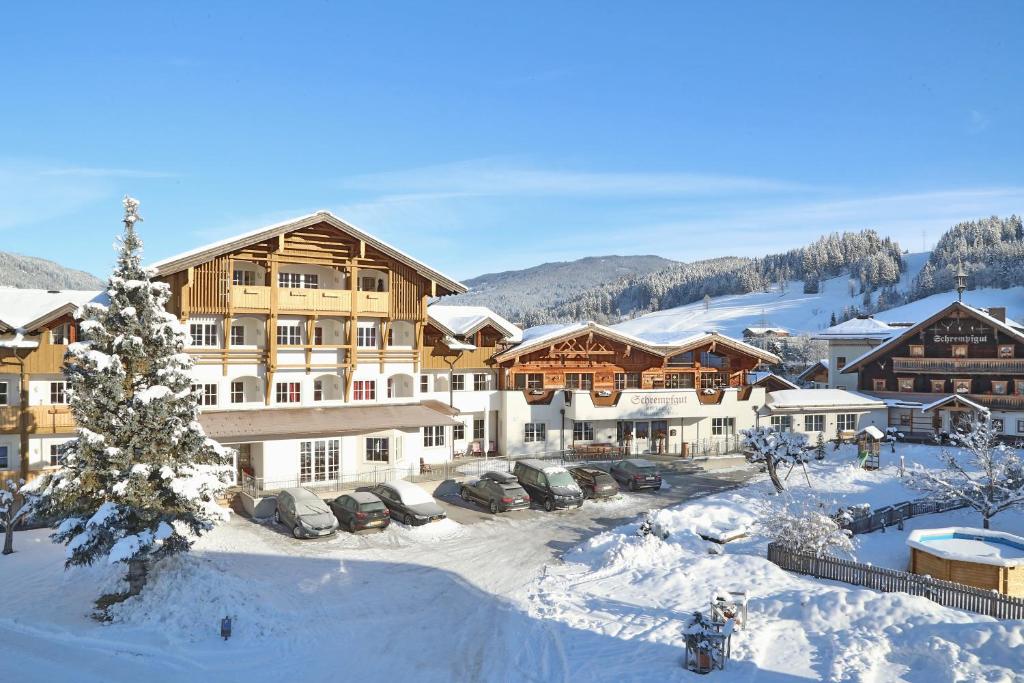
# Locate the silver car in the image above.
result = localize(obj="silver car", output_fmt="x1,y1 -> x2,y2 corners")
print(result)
275,487 -> 339,538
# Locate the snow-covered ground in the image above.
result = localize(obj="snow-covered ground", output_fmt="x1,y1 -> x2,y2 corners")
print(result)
3,444 -> 1022,681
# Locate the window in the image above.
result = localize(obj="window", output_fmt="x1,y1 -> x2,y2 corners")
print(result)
951,344 -> 968,358
711,417 -> 735,436
226,324 -> 244,347
365,437 -> 389,462
992,381 -> 1009,396
897,377 -> 914,393
770,415 -> 792,432
700,373 -> 726,389
420,375 -> 430,392
573,421 -> 594,441
276,324 -> 301,345
50,381 -> 67,405
836,356 -> 847,370
564,373 -> 593,390
191,383 -> 218,406
453,423 -> 465,441
49,443 -> 64,467
908,345 -> 924,358
1016,380 -> 1024,396
0,446 -> 7,469
313,379 -> 324,402
514,373 -> 544,390
473,373 -> 488,391
1017,419 -> 1024,433
275,382 -> 301,403
872,379 -> 887,391
352,380 -> 376,401
313,326 -> 324,346
452,374 -> 465,391
665,373 -> 694,389
953,378 -> 971,394
992,418 -> 1004,433
423,425 -> 446,447
360,275 -> 384,292
900,413 -> 912,427
524,422 -> 546,443
930,379 -> 946,393
473,418 -> 485,440
701,352 -> 728,369
667,351 -> 694,367
356,324 -> 377,348
50,323 -> 71,345
232,269 -> 257,286
0,381 -> 7,405
999,344 -> 1015,359
278,272 -> 319,289
614,372 -> 641,390
836,414 -> 856,431
189,323 -> 217,347
230,381 -> 245,404
299,439 -> 340,483
804,414 -> 825,432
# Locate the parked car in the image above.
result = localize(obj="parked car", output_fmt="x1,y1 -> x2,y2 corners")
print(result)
329,491 -> 391,532
275,487 -> 339,538
567,465 -> 619,499
512,459 -> 584,511
459,471 -> 531,513
364,480 -> 447,526
609,459 -> 663,491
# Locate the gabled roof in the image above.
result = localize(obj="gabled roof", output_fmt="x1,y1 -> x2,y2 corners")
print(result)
919,394 -> 990,414
842,301 -> 1024,374
813,316 -> 896,341
427,304 -> 523,343
797,359 -> 829,382
149,211 -> 467,295
658,332 -> 781,365
748,371 -> 800,391
0,288 -> 104,333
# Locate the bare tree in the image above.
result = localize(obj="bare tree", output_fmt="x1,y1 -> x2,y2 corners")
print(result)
741,426 -> 809,493
904,414 -> 1024,529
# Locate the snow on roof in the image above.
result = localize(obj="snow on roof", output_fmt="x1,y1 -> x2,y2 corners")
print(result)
427,304 -> 523,342
767,389 -> 886,411
919,394 -> 990,414
748,371 -> 800,390
743,326 -> 788,335
857,425 -> 885,440
441,336 -> 477,351
813,316 -> 896,340
148,211 -> 466,294
0,288 -> 104,331
797,359 -> 829,381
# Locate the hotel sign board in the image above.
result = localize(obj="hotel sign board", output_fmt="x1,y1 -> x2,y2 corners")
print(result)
630,394 -> 688,406
931,333 -> 989,345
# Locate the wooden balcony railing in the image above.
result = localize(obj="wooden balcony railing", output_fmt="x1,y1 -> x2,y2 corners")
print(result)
893,357 -> 1024,374
356,291 -> 389,315
968,393 -> 1024,410
228,286 -> 390,315
0,405 -> 75,435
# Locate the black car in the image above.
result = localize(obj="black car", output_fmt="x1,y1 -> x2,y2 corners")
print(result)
362,481 -> 447,526
567,465 -> 619,499
459,471 -> 531,513
511,459 -> 584,511
609,459 -> 663,491
329,491 -> 392,532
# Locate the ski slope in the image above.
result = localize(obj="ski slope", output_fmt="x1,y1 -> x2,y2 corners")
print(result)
612,253 -> 1024,338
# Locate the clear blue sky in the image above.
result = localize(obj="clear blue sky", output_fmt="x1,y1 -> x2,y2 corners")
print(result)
1,2 -> 1022,282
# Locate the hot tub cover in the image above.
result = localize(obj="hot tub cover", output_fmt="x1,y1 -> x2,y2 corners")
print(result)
906,527 -> 1024,567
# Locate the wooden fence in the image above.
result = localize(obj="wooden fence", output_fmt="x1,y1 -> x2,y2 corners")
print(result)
842,497 -> 969,536
767,543 -> 1024,620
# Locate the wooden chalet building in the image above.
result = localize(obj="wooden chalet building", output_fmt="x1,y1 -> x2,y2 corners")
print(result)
491,323 -> 781,457
0,289 -> 100,483
842,301 -> 1024,438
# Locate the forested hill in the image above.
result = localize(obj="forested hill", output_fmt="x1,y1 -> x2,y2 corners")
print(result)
448,230 -> 906,327
0,251 -> 104,290
443,255 -> 678,323
910,215 -> 1024,299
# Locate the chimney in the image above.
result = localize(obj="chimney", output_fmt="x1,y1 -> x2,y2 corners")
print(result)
989,307 -> 1006,323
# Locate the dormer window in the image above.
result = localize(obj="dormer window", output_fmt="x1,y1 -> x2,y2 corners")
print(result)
50,323 -> 71,345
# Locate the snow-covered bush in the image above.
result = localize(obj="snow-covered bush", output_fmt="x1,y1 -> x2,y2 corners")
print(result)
904,413 -> 1024,529
741,426 -> 809,493
763,495 -> 853,558
34,197 -> 231,594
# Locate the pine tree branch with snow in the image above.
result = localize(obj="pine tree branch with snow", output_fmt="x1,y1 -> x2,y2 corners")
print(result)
32,197 -> 232,594
1,479 -> 39,555
903,414 -> 1024,529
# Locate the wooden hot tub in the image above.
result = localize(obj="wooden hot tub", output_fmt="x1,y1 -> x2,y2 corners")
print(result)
907,527 -> 1024,597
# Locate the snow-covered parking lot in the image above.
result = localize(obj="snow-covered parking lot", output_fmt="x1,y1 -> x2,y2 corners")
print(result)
3,446 -> 1023,682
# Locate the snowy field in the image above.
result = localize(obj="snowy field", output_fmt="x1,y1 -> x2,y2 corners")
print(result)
3,444 -> 1023,682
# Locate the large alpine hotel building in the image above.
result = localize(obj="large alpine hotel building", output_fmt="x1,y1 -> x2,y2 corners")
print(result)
0,212 -> 1014,490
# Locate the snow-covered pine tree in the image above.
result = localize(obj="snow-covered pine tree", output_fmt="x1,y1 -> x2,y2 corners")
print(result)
1,479 -> 38,555
904,413 -> 1024,529
35,197 -> 231,594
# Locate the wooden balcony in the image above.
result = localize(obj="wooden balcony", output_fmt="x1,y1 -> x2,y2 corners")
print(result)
228,286 -> 390,315
893,357 -> 1024,375
356,291 -> 389,316
0,405 -> 75,435
967,393 -> 1024,410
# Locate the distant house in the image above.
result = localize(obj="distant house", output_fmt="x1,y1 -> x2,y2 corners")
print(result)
797,359 -> 830,389
747,371 -> 800,393
742,326 -> 790,340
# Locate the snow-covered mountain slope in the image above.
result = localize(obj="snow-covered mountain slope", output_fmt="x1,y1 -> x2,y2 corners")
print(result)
873,286 -> 1024,325
613,252 -> 934,338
